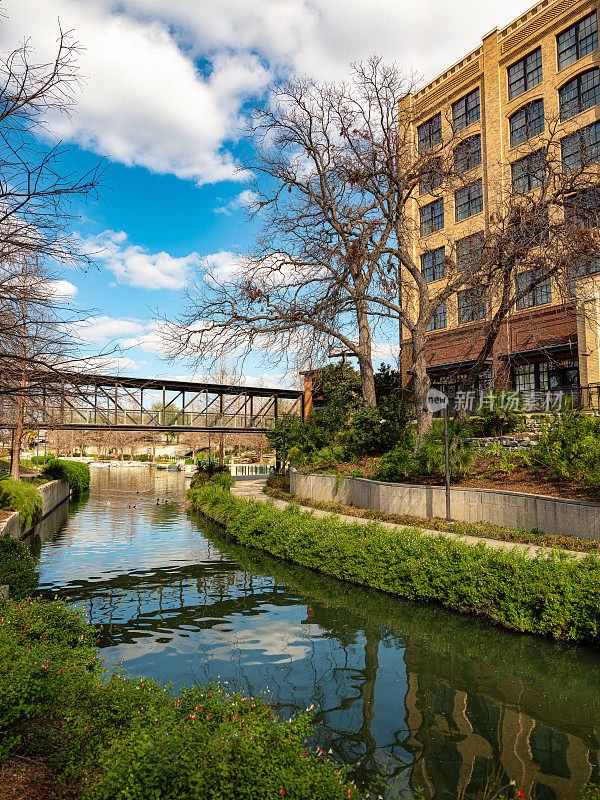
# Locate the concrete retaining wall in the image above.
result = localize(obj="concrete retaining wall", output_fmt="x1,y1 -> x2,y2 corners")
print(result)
290,469 -> 600,540
1,479 -> 71,540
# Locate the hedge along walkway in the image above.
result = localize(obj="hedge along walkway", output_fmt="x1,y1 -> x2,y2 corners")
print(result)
232,477 -> 590,562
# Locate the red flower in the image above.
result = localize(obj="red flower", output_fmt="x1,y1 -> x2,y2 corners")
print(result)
519,792 -> 525,799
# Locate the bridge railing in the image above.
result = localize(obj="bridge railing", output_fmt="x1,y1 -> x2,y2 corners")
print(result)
2,406 -> 279,429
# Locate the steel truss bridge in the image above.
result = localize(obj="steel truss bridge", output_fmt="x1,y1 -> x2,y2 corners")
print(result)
0,373 -> 304,433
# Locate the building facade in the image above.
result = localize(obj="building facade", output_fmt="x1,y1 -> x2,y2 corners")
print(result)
402,0 -> 600,408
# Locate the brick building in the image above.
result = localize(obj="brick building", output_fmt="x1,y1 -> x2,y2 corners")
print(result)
401,0 -> 600,407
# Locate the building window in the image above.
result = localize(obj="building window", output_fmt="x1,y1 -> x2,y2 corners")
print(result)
420,198 -> 444,236
559,68 -> 600,120
509,99 -> 544,147
427,301 -> 447,331
418,113 -> 442,153
564,188 -> 600,228
419,157 -> 443,195
458,287 -> 486,324
452,88 -> 480,131
515,359 -> 579,392
516,269 -> 552,309
557,12 -> 598,71
561,120 -> 600,171
511,150 -> 546,193
455,179 -> 483,221
508,47 -> 542,101
421,247 -> 445,282
454,135 -> 482,174
456,231 -> 484,271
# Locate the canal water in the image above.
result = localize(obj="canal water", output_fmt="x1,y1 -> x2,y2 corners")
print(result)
31,466 -> 600,800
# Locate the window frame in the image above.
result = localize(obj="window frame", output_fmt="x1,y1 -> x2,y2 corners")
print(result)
452,88 -> 481,131
557,11 -> 598,71
508,47 -> 543,101
509,99 -> 545,148
456,231 -> 485,272
418,113 -> 442,153
453,134 -> 482,174
421,246 -> 446,283
561,120 -> 600,171
457,286 -> 487,324
559,68 -> 600,120
427,301 -> 447,331
420,198 -> 444,236
419,157 -> 443,196
511,149 -> 546,194
515,268 -> 552,310
564,187 -> 600,228
455,179 -> 483,222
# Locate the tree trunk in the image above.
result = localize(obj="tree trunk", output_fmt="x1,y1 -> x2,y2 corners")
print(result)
356,299 -> 377,407
11,404 -> 24,480
411,326 -> 433,449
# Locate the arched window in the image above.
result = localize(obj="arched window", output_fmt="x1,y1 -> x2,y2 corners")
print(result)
559,68 -> 600,119
509,99 -> 544,147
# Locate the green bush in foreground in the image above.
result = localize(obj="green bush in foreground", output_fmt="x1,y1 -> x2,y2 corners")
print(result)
42,459 -> 91,495
190,484 -> 600,642
0,597 -> 364,800
0,537 -> 37,597
0,476 -> 42,529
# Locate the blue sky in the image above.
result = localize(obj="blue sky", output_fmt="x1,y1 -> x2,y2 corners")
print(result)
1,0 -> 535,386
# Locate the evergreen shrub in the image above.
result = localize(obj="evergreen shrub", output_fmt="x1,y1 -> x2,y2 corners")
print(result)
0,476 -> 42,529
190,484 -> 600,642
42,459 -> 91,495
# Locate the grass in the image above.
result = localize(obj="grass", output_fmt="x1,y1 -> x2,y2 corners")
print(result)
263,486 -> 600,553
189,482 -> 600,642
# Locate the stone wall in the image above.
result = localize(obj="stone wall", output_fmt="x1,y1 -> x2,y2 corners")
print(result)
290,469 -> 600,541
0,479 -> 71,540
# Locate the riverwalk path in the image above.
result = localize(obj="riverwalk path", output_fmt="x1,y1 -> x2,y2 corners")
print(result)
231,476 -> 591,561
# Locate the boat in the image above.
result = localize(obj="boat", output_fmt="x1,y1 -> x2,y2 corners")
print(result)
167,463 -> 181,472
155,463 -> 168,470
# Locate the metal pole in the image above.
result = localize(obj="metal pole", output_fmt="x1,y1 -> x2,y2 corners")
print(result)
444,404 -> 451,521
36,436 -> 39,469
208,432 -> 211,467
282,416 -> 286,473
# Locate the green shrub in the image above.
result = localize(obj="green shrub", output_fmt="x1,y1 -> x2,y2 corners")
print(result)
138,454 -> 150,462
346,400 -> 411,457
209,471 -> 234,491
0,598 -> 364,800
266,471 -> 290,492
190,485 -> 600,642
414,418 -> 475,478
374,430 -> 416,482
0,538 -> 37,597
0,476 -> 42,529
471,392 -> 525,437
534,410 -> 600,490
42,459 -> 91,495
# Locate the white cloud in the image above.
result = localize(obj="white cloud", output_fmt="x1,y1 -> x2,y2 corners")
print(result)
82,230 -> 199,290
84,355 -> 140,374
214,190 -> 259,216
0,0 -> 538,186
75,315 -> 148,345
45,280 -> 79,302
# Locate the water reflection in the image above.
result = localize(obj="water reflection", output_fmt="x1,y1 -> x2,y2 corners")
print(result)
33,467 -> 600,800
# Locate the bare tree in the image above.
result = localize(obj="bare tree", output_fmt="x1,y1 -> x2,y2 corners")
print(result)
169,59 -> 493,444
0,25 -> 102,270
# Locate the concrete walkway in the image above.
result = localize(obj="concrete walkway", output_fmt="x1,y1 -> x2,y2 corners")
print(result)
231,476 -> 590,561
